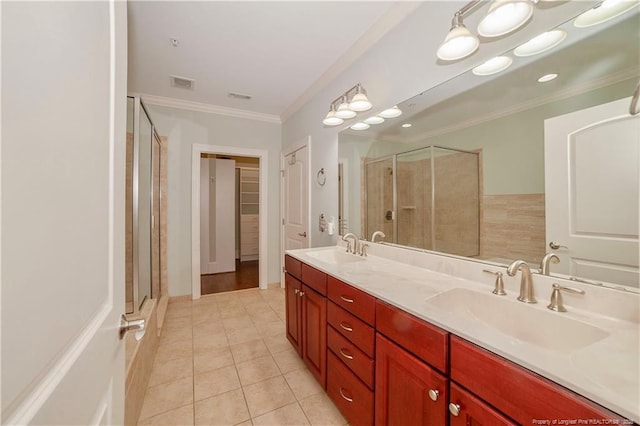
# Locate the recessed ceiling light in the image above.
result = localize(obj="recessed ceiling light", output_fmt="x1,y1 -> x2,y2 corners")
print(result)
538,73 -> 558,83
350,122 -> 370,131
574,0 -> 638,28
401,123 -> 412,128
514,30 -> 567,57
364,116 -> 385,125
472,56 -> 513,76
378,106 -> 402,118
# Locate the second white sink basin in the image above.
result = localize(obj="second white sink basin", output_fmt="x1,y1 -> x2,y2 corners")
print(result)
426,288 -> 609,352
304,248 -> 366,264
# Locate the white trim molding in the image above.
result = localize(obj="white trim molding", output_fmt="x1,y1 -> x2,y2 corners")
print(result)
191,144 -> 269,299
132,93 -> 281,124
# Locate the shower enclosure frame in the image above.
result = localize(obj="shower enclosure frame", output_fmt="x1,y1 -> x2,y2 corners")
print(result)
364,145 -> 480,254
129,96 -> 162,314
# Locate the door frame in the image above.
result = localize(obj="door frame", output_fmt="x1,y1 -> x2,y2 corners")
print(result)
280,136 -> 311,287
191,144 -> 268,298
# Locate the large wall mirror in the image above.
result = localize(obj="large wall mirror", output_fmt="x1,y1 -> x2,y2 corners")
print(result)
338,6 -> 639,291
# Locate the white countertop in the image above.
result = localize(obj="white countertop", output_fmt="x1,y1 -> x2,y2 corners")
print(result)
286,245 -> 640,422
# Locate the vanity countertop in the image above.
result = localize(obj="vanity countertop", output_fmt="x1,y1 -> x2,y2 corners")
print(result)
286,245 -> 640,422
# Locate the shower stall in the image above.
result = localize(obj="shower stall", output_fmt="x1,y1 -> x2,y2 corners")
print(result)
364,146 -> 480,257
126,97 -> 162,314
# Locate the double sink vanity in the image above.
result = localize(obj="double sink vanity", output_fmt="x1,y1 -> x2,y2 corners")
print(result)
284,243 -> 639,425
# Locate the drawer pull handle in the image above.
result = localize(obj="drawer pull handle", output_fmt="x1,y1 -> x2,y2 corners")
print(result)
339,387 -> 353,403
340,295 -> 354,303
339,348 -> 354,360
449,403 -> 461,417
428,389 -> 439,402
339,322 -> 353,332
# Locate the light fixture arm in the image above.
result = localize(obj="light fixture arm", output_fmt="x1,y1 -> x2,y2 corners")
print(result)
329,83 -> 367,109
451,0 -> 482,27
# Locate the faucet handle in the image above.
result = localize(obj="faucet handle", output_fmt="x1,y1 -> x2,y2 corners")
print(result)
483,269 -> 506,296
547,283 -> 585,312
360,243 -> 370,257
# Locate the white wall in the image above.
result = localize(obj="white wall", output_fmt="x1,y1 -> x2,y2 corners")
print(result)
145,105 -> 281,296
282,1 -> 594,245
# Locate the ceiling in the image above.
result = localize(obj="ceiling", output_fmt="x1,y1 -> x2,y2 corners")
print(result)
127,1 -> 405,119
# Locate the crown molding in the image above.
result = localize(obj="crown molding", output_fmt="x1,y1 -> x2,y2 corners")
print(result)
280,2 -> 422,123
402,67 -> 640,144
130,93 -> 281,124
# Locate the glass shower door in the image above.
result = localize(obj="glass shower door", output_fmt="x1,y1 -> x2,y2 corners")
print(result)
365,157 -> 395,242
396,148 -> 433,250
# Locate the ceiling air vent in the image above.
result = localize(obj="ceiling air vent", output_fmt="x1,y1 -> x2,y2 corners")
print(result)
170,75 -> 195,90
228,92 -> 252,100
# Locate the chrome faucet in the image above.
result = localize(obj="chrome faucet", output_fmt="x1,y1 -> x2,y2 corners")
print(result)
507,260 -> 537,303
342,233 -> 360,255
371,231 -> 386,243
539,253 -> 560,276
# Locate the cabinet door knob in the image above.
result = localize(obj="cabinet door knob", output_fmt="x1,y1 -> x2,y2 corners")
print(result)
428,389 -> 439,402
448,403 -> 461,417
339,387 -> 353,403
339,322 -> 353,332
298,291 -> 304,297
294,288 -> 299,294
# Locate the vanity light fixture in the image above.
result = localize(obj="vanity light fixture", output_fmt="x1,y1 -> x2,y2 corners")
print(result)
364,116 -> 385,125
538,73 -> 558,82
378,106 -> 402,118
514,30 -> 567,57
472,56 -> 513,76
574,0 -> 638,28
350,122 -> 370,131
477,0 -> 534,38
401,123 -> 412,128
438,0 -> 541,62
323,83 -> 372,126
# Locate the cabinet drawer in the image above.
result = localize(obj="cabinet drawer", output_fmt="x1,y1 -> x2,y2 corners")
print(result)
450,336 -> 627,424
240,232 -> 258,244
375,300 -> 448,373
301,263 -> 327,296
327,351 -> 374,426
328,302 -> 375,358
241,242 -> 258,255
241,221 -> 259,233
328,276 -> 376,326
285,255 -> 301,280
328,325 -> 374,389
240,214 -> 258,223
449,383 -> 516,426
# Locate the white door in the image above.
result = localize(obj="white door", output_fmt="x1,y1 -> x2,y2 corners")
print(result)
2,2 -> 127,424
545,97 -> 639,287
283,146 -> 310,253
214,159 -> 237,273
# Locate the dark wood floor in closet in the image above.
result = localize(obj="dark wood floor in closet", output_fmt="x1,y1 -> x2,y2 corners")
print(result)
200,260 -> 259,295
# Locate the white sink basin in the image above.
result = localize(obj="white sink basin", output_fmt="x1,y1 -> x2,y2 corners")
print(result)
304,248 -> 366,264
426,288 -> 609,352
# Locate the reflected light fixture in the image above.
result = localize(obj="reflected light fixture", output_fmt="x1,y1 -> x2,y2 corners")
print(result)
350,122 -> 370,131
472,56 -> 513,76
364,116 -> 385,125
378,106 -> 402,118
478,0 -> 534,37
514,30 -> 567,57
538,73 -> 558,83
401,123 -> 412,128
574,0 -> 638,28
437,13 -> 479,61
322,83 -> 373,126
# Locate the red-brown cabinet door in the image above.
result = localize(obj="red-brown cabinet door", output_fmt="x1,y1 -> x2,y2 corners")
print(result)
375,333 -> 447,426
449,383 -> 517,426
285,273 -> 302,356
302,285 -> 327,388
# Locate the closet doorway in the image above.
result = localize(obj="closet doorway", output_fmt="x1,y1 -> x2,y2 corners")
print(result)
199,153 -> 260,295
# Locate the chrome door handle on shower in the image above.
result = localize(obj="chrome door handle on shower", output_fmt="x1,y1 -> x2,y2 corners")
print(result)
298,232 -> 307,237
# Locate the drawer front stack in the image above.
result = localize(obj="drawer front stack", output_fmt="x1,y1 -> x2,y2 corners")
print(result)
326,276 -> 376,426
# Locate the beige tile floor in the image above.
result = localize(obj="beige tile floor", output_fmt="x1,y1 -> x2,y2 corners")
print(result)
137,287 -> 348,426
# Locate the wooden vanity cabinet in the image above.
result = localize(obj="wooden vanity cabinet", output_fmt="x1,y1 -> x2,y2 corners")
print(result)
284,255 -> 327,388
450,336 -> 628,424
375,333 -> 448,426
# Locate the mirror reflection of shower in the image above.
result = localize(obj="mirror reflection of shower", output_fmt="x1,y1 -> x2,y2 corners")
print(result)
364,146 -> 480,257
